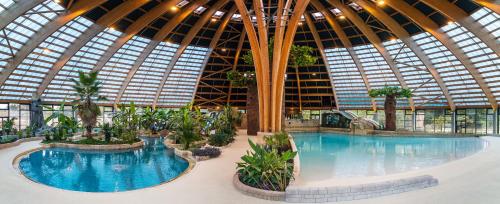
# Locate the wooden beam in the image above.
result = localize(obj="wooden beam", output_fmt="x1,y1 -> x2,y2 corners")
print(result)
271,0 -> 310,131
151,0 -> 228,107
353,0 -> 455,111
226,30 -> 247,104
420,0 -> 500,57
0,0 -> 107,88
310,0 -> 377,111
234,0 -> 267,131
385,0 -> 498,110
303,13 -> 339,110
89,0 -> 184,74
37,0 -> 151,96
327,0 -> 415,111
474,0 -> 500,14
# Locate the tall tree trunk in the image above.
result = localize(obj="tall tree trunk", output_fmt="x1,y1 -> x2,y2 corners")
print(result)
384,95 -> 397,131
247,82 -> 259,135
86,125 -> 93,139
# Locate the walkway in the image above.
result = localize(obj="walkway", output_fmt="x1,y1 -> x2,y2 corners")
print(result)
0,131 -> 500,204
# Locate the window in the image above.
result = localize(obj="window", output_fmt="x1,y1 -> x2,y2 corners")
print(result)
456,109 -> 494,134
415,109 -> 452,133
396,110 -> 413,131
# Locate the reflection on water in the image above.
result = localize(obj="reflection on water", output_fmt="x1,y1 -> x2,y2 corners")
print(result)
292,133 -> 487,181
19,137 -> 189,192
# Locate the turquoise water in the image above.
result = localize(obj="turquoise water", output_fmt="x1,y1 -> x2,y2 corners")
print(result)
292,132 -> 487,181
18,137 -> 189,192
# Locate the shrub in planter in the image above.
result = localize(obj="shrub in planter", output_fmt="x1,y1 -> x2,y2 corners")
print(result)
101,123 -> 112,143
192,147 -> 221,158
264,131 -> 291,153
237,139 -> 296,191
209,133 -> 233,147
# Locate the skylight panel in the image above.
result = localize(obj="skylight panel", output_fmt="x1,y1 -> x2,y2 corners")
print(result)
312,12 -> 324,20
348,3 -> 363,11
0,0 -> 14,13
212,10 -> 224,18
330,8 -> 342,16
194,6 -> 206,14
176,0 -> 189,8
231,13 -> 241,21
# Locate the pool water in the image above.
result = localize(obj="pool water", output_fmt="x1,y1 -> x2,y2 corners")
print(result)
292,132 -> 487,181
18,137 -> 189,192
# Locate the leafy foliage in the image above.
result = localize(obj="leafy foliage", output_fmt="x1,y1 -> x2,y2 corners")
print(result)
237,139 -> 296,191
71,71 -> 106,138
209,132 -> 232,146
368,86 -> 413,98
226,70 -> 256,86
264,132 -> 291,153
208,105 -> 238,146
140,106 -> 158,133
101,123 -> 112,143
170,103 -> 202,149
289,44 -> 317,67
112,102 -> 139,143
1,117 -> 16,135
44,101 -> 79,141
192,147 -> 221,158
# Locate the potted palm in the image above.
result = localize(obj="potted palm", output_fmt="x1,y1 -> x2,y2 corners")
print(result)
71,71 -> 106,139
368,86 -> 412,131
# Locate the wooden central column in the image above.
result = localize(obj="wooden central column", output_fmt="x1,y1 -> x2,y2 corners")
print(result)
235,0 -> 310,132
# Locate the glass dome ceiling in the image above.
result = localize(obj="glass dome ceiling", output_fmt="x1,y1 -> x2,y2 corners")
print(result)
0,0 -> 498,111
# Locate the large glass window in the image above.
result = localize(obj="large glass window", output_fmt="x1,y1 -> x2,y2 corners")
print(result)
456,109 -> 494,134
415,109 -> 452,133
396,110 -> 413,131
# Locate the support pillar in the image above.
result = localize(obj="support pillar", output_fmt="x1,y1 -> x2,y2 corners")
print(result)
452,110 -> 457,134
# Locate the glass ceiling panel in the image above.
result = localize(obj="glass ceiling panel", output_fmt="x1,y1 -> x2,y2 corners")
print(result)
0,0 -> 15,14
383,39 -> 447,107
471,7 -> 500,42
0,0 -> 61,75
0,15 -> 92,101
43,28 -> 123,102
158,45 -> 209,107
98,36 -> 151,102
120,41 -> 179,105
324,47 -> 371,109
412,32 -> 488,107
442,22 -> 500,102
352,44 -> 408,108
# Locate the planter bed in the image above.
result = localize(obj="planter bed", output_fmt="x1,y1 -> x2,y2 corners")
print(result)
41,140 -> 144,150
0,137 -> 44,150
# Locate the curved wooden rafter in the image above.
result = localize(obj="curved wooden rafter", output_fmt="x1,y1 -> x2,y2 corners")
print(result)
89,0 -> 184,73
271,0 -> 311,131
385,0 -> 498,110
310,0 -> 377,111
147,0 -> 230,107
327,0 -> 415,111
234,0 -> 267,131
473,0 -> 500,14
36,0 -> 151,96
0,0 -> 107,88
303,13 -> 339,110
353,0 -> 456,111
420,0 -> 500,57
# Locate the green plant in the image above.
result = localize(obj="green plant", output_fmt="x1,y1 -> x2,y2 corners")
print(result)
264,131 -> 291,153
209,132 -> 232,146
101,123 -> 112,143
140,106 -> 158,133
44,101 -> 79,140
171,103 -> 202,150
72,71 -> 106,138
237,139 -> 296,191
112,102 -> 139,142
368,86 -> 413,131
2,117 -> 16,135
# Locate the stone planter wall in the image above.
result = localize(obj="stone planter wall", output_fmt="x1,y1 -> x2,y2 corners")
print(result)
285,175 -> 438,203
0,137 -> 44,150
42,140 -> 144,150
233,174 -> 286,201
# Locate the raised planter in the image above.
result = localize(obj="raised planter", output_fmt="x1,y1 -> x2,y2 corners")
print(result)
233,174 -> 286,201
0,137 -> 44,150
41,140 -> 144,150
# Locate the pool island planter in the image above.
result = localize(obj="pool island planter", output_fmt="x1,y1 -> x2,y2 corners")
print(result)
41,140 -> 145,150
0,137 -> 44,150
233,173 -> 286,201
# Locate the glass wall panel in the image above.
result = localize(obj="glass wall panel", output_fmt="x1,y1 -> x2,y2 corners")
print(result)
415,109 -> 452,133
396,110 -> 413,131
456,109 -> 494,134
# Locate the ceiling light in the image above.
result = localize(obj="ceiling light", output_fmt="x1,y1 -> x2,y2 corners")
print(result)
339,15 -> 346,20
377,0 -> 385,6
312,73 -> 317,76
298,22 -> 303,26
447,21 -> 454,25
109,27 -> 115,31
221,48 -> 227,52
43,48 -> 51,53
170,6 -> 178,12
211,18 -> 217,22
54,0 -> 61,3
390,37 -> 397,41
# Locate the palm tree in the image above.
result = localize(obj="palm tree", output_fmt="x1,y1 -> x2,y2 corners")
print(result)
71,71 -> 106,138
368,86 -> 412,131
